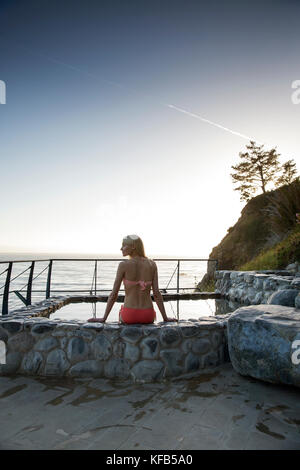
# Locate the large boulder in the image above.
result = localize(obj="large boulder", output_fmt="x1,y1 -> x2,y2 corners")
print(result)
267,289 -> 299,307
227,305 -> 300,388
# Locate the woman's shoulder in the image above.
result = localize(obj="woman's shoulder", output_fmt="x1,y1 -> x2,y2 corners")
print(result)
146,257 -> 156,267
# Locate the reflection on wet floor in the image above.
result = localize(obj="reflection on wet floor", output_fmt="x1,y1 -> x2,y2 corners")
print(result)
0,364 -> 300,450
255,422 -> 285,440
0,384 -> 28,399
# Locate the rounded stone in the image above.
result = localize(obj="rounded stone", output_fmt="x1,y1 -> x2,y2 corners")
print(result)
7,332 -> 35,353
21,351 -> 44,375
0,352 -> 22,375
197,330 -> 211,338
113,340 -> 125,358
253,292 -> 263,304
247,287 -> 257,303
142,325 -> 158,336
60,337 -> 69,349
141,337 -> 159,359
181,339 -> 193,354
120,327 -> 143,344
267,289 -> 299,307
91,334 -> 112,360
263,279 -> 277,291
0,327 -> 9,343
179,325 -> 200,338
69,360 -> 103,377
131,360 -> 164,381
291,280 -> 300,289
35,336 -> 59,352
262,291 -> 272,303
124,343 -> 140,363
31,324 -> 55,335
73,329 -> 95,341
67,337 -> 89,363
160,327 -> 181,347
104,358 -> 130,378
253,278 -> 264,290
82,323 -> 104,332
103,324 -> 120,341
185,353 -> 200,373
192,338 -> 211,355
211,331 -> 222,348
1,321 -> 23,335
44,349 -> 69,376
160,349 -> 183,376
202,351 -> 219,367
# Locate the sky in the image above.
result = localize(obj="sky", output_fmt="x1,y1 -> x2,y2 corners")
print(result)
0,0 -> 300,258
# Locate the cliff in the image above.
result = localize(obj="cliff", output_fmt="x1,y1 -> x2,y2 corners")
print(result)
210,192 -> 273,271
199,180 -> 300,289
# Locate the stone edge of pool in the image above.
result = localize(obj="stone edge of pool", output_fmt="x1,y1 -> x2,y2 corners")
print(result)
0,294 -> 230,382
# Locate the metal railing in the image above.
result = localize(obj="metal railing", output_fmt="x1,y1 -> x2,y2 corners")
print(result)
0,257 -> 218,315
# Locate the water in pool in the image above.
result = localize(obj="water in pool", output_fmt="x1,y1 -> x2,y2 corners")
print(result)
50,298 -> 236,323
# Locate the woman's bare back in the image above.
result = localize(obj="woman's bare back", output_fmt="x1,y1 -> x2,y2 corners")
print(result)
123,257 -> 155,309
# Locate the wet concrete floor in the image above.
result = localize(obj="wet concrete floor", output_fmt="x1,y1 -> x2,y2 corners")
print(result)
0,363 -> 299,450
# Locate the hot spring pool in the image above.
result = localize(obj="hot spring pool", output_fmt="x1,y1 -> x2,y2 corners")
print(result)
2,294 -> 235,380
49,298 -> 235,322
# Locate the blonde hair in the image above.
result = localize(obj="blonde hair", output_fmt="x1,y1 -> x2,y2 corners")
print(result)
123,234 -> 147,258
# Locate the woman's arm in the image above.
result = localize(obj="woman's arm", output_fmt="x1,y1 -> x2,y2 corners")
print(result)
88,261 -> 125,322
152,262 -> 177,322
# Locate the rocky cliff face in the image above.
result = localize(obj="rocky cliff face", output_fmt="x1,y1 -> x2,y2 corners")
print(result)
198,181 -> 300,289
209,192 -> 274,271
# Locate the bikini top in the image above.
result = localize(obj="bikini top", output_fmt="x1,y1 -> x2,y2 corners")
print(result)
123,279 -> 152,291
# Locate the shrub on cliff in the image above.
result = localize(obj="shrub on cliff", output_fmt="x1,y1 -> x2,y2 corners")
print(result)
240,225 -> 300,270
264,178 -> 300,238
209,180 -> 300,271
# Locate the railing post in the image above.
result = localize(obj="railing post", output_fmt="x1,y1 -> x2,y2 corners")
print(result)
2,262 -> 12,315
26,261 -> 35,306
177,260 -> 180,293
95,260 -> 97,295
46,260 -> 53,299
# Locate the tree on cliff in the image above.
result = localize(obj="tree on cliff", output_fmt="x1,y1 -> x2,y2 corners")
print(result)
231,141 -> 298,202
276,159 -> 298,186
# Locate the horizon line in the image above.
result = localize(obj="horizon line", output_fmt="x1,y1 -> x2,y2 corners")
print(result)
0,250 -> 211,259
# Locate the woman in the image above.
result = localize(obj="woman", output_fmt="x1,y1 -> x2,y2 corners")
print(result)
88,234 -> 177,323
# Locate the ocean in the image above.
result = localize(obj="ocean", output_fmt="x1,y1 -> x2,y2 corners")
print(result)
0,253 -> 211,319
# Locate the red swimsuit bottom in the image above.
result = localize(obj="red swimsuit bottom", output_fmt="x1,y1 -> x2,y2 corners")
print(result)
119,305 -> 156,324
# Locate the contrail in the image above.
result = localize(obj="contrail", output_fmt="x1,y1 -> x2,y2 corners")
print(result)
5,35 -> 264,144
166,104 -> 264,144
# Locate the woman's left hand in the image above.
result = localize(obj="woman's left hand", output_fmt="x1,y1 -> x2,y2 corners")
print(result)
87,317 -> 105,323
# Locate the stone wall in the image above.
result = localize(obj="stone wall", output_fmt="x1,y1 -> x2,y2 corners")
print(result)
0,297 -> 229,381
215,270 -> 300,307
